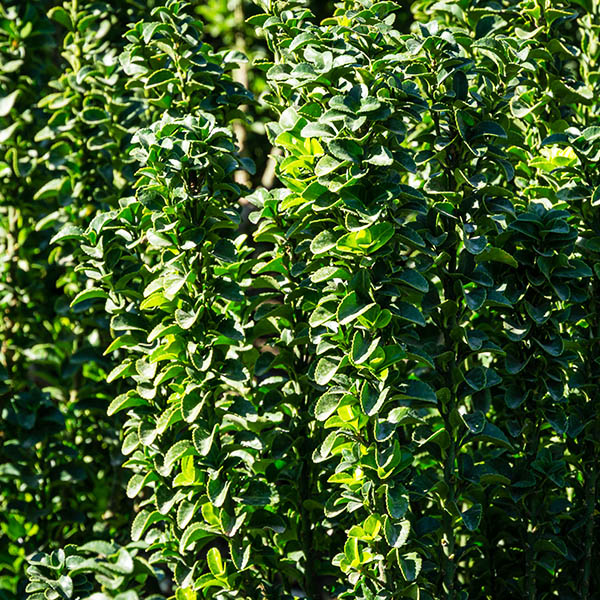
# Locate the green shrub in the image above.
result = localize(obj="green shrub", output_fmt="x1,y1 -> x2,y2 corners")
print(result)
0,4 -> 131,598
26,542 -> 163,600
0,1 -> 598,599
70,2 -> 266,598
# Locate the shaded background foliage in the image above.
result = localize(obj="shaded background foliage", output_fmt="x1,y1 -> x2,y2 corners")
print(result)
0,1 -> 598,600
0,2 -> 139,599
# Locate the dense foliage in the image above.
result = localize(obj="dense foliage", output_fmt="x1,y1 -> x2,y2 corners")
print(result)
1,1 -> 598,599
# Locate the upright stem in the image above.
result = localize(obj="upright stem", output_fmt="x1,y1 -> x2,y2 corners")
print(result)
581,287 -> 598,599
526,529 -> 536,600
440,221 -> 459,599
300,453 -> 317,597
524,424 -> 540,600
442,412 -> 457,600
232,0 -> 250,189
485,490 -> 498,600
260,146 -> 283,189
581,444 -> 597,599
1,206 -> 18,372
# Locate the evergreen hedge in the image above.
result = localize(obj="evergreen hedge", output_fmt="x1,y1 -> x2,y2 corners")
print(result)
1,1 -> 598,599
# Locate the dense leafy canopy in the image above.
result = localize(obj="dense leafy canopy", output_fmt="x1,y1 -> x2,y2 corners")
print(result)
1,1 -> 599,600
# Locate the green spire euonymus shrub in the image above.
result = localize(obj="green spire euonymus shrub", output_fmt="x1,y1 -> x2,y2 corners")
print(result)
0,0 -> 599,599
67,3 -> 277,598
0,3 -> 136,598
250,2 -> 595,597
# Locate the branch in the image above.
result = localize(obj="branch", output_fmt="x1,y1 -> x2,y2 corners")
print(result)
233,0 -> 251,189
